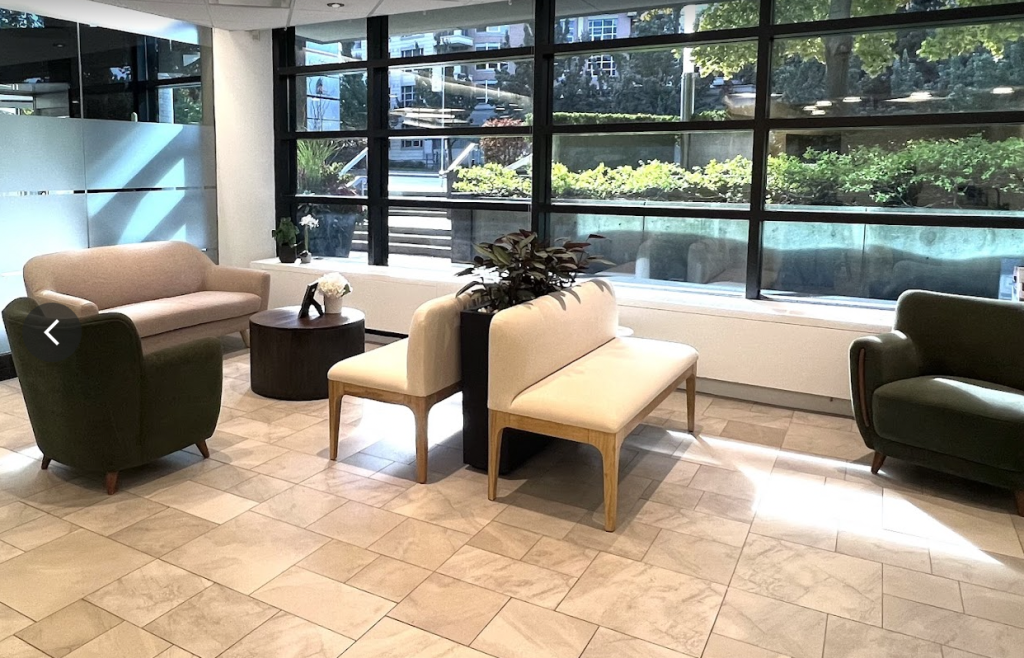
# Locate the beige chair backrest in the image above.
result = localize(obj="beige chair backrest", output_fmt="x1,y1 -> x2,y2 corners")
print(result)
406,293 -> 473,397
24,241 -> 211,310
487,280 -> 618,411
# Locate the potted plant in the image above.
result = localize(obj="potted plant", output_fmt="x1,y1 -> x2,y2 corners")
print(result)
272,217 -> 299,264
316,272 -> 353,314
301,196 -> 363,260
455,230 -> 609,472
299,214 -> 318,263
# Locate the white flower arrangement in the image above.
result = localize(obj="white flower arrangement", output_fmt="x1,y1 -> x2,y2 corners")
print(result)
317,272 -> 352,299
299,215 -> 320,229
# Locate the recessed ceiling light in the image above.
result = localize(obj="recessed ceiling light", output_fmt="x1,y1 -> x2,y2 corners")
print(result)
327,2 -> 344,6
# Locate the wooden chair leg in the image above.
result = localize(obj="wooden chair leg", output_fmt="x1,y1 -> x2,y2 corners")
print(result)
600,439 -> 621,532
105,472 -> 119,495
41,457 -> 51,470
871,451 -> 886,474
240,329 -> 251,348
487,411 -> 504,501
328,381 -> 344,461
686,369 -> 697,433
412,399 -> 429,484
195,440 -> 210,459
1015,490 -> 1023,517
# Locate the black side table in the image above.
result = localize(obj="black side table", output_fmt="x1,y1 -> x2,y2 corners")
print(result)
249,306 -> 365,401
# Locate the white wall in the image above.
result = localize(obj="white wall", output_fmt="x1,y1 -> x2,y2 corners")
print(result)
213,29 -> 277,268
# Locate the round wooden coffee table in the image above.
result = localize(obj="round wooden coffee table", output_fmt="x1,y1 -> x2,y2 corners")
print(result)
249,306 -> 365,401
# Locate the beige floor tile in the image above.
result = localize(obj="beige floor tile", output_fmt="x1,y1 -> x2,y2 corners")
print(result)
643,528 -> 741,586
147,481 -> 256,524
883,491 -> 1024,559
703,400 -> 792,428
558,553 -> 725,656
225,474 -> 294,502
145,585 -> 276,658
792,411 -> 855,432
64,495 -> 166,536
781,424 -> 868,462
165,512 -> 328,594
439,546 -> 575,609
308,501 -> 405,548
0,504 -> 44,534
210,439 -> 289,470
109,509 -> 217,558
369,519 -> 471,570
522,537 -> 597,578
86,561 -> 211,626
0,605 -> 31,642
346,556 -> 431,602
303,469 -> 405,507
941,649 -> 988,658
253,567 -> 392,639
190,465 -> 258,492
824,616 -> 943,658
702,634 -> 791,658
15,601 -> 122,658
883,565 -> 962,612
0,637 -> 48,658
0,514 -> 75,551
471,599 -> 596,658
0,530 -> 152,620
579,627 -> 690,658
271,422 -> 337,457
642,481 -> 703,510
632,499 -> 749,547
562,514 -> 661,561
835,529 -> 932,573
253,452 -> 330,484
252,486 -> 345,528
389,573 -> 507,645
273,413 -> 323,432
930,546 -> 1024,597
492,494 -> 586,539
297,540 -> 378,583
712,589 -> 826,658
882,595 -> 1024,658
0,542 -> 19,564
960,583 -> 1024,629
64,622 -> 169,658
467,522 -> 541,560
24,482 -> 109,518
341,618 -> 491,658
383,477 -> 507,535
218,612 -> 351,658
732,534 -> 883,626
719,421 -> 788,449
218,417 -> 297,444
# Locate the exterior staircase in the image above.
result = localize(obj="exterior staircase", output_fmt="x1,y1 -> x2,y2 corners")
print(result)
353,208 -> 454,259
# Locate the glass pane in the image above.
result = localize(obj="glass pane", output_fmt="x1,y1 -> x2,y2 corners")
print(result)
554,1 -> 759,44
766,127 -> 1024,216
0,11 -> 80,118
553,41 -> 756,124
296,72 -> 367,131
389,59 -> 532,129
450,209 -> 530,264
771,22 -> 1024,118
295,138 -> 368,197
87,189 -> 216,250
84,121 -> 216,190
154,39 -> 203,79
388,0 -> 534,56
553,131 -> 753,207
0,113 -> 86,193
775,0 -> 1020,24
167,85 -> 204,124
388,208 -> 529,266
79,24 -> 137,85
553,213 -> 749,291
762,222 -> 1024,302
296,19 -> 366,65
390,135 -> 532,201
294,202 -> 367,262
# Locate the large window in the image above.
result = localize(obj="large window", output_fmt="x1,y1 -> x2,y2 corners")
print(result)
275,0 -> 1024,303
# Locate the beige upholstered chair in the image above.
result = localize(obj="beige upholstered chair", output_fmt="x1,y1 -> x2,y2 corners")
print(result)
327,293 -> 470,483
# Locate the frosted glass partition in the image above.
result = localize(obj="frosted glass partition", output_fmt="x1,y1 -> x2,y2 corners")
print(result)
87,189 -> 216,249
0,195 -> 90,274
84,122 -> 216,191
0,115 -> 87,194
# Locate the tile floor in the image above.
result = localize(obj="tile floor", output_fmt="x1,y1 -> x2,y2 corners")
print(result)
1,343 -> 1023,658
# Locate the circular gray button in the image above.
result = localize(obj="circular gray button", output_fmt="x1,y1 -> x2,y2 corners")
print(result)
22,303 -> 82,363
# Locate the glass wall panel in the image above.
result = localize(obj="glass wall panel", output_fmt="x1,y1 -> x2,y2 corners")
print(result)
553,131 -> 753,207
294,203 -> 368,262
87,189 -> 216,249
0,114 -> 86,192
296,19 -> 366,66
296,72 -> 368,131
0,194 -> 89,274
771,22 -> 1024,118
449,209 -> 531,264
554,1 -> 760,43
766,126 -> 1024,215
552,213 -> 748,291
774,0 -> 1020,24
84,121 -> 216,190
389,59 -> 532,129
155,39 -> 202,79
296,138 -> 368,197
553,41 -> 756,124
390,135 -> 532,201
388,0 -> 534,56
762,222 -> 1024,301
0,11 -> 80,118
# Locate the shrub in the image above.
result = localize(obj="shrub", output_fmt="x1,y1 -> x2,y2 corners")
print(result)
452,163 -> 532,197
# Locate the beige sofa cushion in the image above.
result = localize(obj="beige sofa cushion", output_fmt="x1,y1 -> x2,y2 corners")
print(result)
505,336 -> 697,433
406,293 -> 472,397
488,280 -> 618,412
328,340 -> 410,394
107,291 -> 262,338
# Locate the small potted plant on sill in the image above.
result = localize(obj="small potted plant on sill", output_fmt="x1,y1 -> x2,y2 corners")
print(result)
298,214 -> 319,264
455,229 -> 609,472
316,272 -> 352,315
272,217 -> 299,264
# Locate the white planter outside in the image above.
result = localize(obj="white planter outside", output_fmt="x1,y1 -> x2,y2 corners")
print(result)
323,295 -> 344,315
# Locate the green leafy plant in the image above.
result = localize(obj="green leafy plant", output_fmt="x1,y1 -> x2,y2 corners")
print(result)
296,140 -> 341,193
456,230 -> 612,311
271,217 -> 298,246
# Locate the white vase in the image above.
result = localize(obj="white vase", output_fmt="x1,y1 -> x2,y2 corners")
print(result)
323,295 -> 344,315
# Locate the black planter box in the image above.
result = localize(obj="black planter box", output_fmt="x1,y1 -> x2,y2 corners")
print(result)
460,308 -> 551,474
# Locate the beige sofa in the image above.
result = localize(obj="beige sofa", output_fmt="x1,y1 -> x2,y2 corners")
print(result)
24,241 -> 270,353
486,280 -> 698,532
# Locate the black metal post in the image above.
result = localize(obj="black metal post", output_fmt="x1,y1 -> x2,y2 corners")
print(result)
532,0 -> 556,239
367,15 -> 390,266
745,0 -> 775,300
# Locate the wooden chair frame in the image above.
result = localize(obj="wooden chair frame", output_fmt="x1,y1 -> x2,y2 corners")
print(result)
488,366 -> 697,532
329,380 -> 461,483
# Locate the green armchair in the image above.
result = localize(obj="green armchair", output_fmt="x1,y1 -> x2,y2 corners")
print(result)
2,297 -> 223,494
850,290 -> 1024,515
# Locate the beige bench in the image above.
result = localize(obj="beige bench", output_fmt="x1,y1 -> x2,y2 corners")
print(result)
486,280 -> 698,532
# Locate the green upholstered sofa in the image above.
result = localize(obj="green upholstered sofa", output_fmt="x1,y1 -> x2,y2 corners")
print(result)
850,290 -> 1024,515
2,297 -> 223,494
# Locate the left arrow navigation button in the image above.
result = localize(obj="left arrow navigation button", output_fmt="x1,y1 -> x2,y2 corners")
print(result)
23,304 -> 82,363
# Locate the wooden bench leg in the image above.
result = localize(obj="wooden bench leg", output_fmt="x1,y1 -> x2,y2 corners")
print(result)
328,381 -> 344,461
600,438 -> 620,532
871,451 -> 886,474
105,471 -> 119,495
412,398 -> 429,484
488,411 -> 504,501
686,369 -> 697,433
